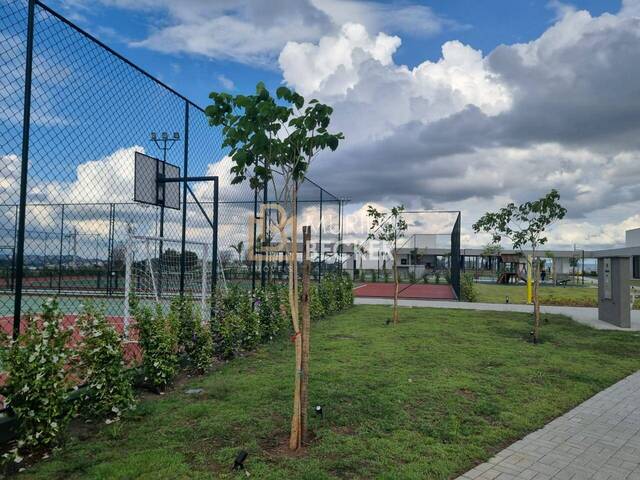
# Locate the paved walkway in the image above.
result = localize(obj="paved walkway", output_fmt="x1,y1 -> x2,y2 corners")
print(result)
353,298 -> 640,331
456,371 -> 640,480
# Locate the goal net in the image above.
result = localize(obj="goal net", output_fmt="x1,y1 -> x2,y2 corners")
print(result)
124,235 -> 211,328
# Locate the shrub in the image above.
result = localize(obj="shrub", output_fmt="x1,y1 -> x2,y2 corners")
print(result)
435,271 -> 441,284
2,299 -> 73,463
408,271 -> 416,284
211,285 -> 260,359
444,270 -> 451,284
168,296 -> 213,372
255,284 -> 288,342
309,283 -> 326,321
77,303 -> 136,421
371,271 -> 378,282
460,273 -> 477,302
383,270 -> 390,283
190,315 -> 214,373
422,274 -> 429,284
135,304 -> 179,391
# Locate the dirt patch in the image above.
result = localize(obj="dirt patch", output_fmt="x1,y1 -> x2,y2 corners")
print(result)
456,388 -> 476,400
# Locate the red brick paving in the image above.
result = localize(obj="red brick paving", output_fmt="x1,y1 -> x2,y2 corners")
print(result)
354,282 -> 457,300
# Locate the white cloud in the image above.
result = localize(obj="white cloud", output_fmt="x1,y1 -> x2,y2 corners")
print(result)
277,4 -> 640,249
68,0 -> 453,66
217,74 -> 235,90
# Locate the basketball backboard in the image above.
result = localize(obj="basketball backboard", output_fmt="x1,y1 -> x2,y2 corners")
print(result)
134,151 -> 181,210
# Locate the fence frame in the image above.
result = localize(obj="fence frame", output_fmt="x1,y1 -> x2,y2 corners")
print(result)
6,0 -> 344,337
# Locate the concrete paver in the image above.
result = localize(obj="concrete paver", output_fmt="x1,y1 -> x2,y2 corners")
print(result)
454,372 -> 640,479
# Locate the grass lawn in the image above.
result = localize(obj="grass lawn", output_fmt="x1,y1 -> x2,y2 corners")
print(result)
474,283 -> 600,307
19,305 -> 640,479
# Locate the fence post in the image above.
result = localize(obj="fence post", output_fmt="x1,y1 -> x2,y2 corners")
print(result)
338,199 -> 343,275
210,178 -> 219,320
251,188 -> 257,293
261,181 -> 267,288
179,101 -> 189,296
12,0 -> 36,339
57,205 -> 65,293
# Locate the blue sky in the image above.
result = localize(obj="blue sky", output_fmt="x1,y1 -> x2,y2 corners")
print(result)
47,0 -> 621,106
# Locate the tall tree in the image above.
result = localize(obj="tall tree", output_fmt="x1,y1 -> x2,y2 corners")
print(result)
367,205 -> 408,324
206,82 -> 343,450
473,189 -> 567,343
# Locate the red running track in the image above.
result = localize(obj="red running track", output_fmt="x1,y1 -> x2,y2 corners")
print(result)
354,282 -> 457,300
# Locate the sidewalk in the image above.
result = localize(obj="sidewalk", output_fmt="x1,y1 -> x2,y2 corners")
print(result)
456,371 -> 640,479
353,298 -> 640,331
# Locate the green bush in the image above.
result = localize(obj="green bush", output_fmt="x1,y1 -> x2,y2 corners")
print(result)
169,296 -> 213,372
77,303 -> 136,421
190,317 -> 214,373
371,271 -> 378,282
2,299 -> 74,463
255,284 -> 289,342
435,271 -> 441,284
309,283 -> 326,320
460,273 -> 477,302
211,285 -> 260,359
135,304 -> 179,391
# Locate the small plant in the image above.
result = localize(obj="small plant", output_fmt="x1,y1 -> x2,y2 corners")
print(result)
372,271 -> 378,282
422,274 -> 429,284
435,271 -> 441,284
77,302 -> 136,422
135,304 -> 179,391
408,270 -> 416,284
460,273 -> 477,302
2,299 -> 73,464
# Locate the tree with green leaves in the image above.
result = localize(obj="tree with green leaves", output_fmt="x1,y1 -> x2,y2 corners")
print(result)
473,190 -> 567,343
206,82 -> 343,450
367,205 -> 408,324
230,241 -> 244,264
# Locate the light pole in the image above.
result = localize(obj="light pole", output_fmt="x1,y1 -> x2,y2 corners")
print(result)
150,131 -> 179,298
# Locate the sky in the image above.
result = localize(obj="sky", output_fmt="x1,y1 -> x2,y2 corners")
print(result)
5,0 -> 640,252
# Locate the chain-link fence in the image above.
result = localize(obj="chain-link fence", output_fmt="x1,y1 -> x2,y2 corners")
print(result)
1,0 -> 344,337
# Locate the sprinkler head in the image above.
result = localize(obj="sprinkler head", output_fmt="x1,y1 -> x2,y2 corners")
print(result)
315,405 -> 323,418
385,319 -> 392,325
505,296 -> 510,304
233,450 -> 248,471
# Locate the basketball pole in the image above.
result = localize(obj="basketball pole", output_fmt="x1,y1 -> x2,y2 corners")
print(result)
158,175 -> 219,319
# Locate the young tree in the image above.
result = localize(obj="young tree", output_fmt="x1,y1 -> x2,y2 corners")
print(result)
231,241 -> 244,264
206,82 -> 343,450
357,244 -> 368,272
367,205 -> 408,324
473,189 -> 567,343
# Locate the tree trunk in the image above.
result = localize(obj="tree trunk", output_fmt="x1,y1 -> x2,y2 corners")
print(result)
392,249 -> 399,324
532,253 -> 541,344
288,183 -> 303,450
300,226 -> 311,444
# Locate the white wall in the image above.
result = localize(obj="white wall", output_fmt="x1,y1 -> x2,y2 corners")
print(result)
626,228 -> 640,247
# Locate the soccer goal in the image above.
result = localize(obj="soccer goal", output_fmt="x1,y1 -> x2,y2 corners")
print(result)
124,234 -> 216,329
